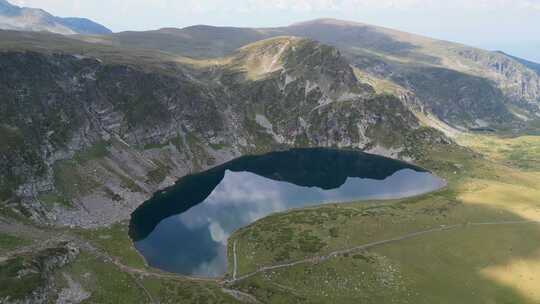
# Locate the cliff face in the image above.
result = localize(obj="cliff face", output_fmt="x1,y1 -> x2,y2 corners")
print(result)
0,37 -> 435,227
453,49 -> 540,116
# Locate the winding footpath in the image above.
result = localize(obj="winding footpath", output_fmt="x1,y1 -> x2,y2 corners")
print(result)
224,220 -> 540,284
232,240 -> 239,280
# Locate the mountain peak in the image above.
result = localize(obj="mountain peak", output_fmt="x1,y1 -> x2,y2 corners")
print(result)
230,36 -> 368,98
231,36 -> 304,79
0,0 -> 15,6
0,0 -> 111,35
0,0 -> 19,15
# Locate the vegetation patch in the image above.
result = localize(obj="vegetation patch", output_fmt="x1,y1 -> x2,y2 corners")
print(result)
0,256 -> 44,301
146,161 -> 171,185
38,192 -> 73,209
53,160 -> 100,199
143,141 -> 170,150
73,141 -> 111,163
458,135 -> 540,171
61,251 -> 147,303
143,277 -> 237,304
0,233 -> 29,253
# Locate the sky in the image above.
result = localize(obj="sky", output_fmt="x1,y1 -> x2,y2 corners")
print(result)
10,0 -> 540,62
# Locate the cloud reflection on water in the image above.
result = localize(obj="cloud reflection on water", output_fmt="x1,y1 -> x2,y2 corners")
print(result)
135,168 -> 445,277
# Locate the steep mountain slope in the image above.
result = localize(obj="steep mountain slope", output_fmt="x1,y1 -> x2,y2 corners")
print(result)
0,32 -> 442,227
286,19 -> 540,125
0,0 -> 111,35
497,51 -> 540,76
94,19 -> 540,129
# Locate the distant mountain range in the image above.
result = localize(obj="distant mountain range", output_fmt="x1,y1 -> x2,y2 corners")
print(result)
0,0 -> 111,35
92,18 -> 540,127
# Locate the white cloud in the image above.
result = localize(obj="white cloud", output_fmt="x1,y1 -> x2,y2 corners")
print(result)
208,222 -> 227,244
10,0 -> 540,13
181,0 -> 540,12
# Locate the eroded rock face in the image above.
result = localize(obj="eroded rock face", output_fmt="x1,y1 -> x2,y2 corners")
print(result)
55,273 -> 90,304
0,39 -> 437,228
455,49 -> 540,115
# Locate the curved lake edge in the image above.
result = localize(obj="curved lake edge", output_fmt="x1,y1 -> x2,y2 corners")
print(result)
125,181 -> 449,282
128,148 -> 447,278
222,178 -> 449,278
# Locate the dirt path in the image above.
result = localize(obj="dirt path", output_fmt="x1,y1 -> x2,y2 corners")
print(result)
73,238 -> 220,283
225,220 -> 540,284
233,240 -> 238,280
265,40 -> 290,73
222,287 -> 262,304
130,273 -> 156,304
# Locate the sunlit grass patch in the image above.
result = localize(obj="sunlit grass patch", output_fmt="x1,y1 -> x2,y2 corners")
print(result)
481,250 -> 540,303
459,178 -> 540,221
458,134 -> 540,170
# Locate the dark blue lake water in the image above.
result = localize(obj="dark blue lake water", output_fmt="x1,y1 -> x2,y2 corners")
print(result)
129,148 -> 445,277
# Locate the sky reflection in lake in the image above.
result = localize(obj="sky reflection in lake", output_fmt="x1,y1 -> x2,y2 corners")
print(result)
134,167 -> 445,277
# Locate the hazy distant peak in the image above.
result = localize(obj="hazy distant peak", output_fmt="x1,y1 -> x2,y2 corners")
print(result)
0,0 -> 111,35
290,18 -> 368,27
0,0 -> 19,15
0,0 -> 15,7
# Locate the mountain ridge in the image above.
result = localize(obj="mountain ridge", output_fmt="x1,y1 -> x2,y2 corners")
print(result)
497,51 -> 540,76
94,18 -> 540,128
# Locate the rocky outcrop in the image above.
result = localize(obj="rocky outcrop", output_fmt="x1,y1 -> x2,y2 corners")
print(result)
455,49 -> 540,117
0,243 -> 80,304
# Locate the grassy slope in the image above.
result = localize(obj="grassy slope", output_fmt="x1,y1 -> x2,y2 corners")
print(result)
227,134 -> 540,303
